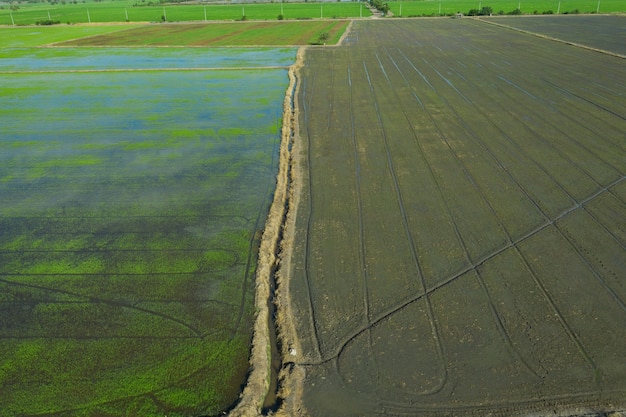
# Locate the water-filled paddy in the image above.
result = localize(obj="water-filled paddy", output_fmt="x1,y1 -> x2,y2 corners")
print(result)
0,47 -> 295,416
0,47 -> 296,71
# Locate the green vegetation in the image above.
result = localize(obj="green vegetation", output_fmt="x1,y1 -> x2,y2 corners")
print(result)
0,0 -> 622,26
0,0 -> 368,25
384,0 -> 625,16
58,20 -> 350,46
0,25 -> 141,47
0,49 -> 295,415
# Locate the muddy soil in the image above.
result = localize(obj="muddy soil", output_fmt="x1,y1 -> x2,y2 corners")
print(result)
269,18 -> 626,417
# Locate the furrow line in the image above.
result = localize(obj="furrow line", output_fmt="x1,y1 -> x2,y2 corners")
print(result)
433,58 -> 626,317
361,57 -> 448,392
422,56 -> 603,381
388,49 -> 544,380
301,67 -> 323,361
387,48 -> 547,380
494,74 -> 624,182
347,62 -> 371,328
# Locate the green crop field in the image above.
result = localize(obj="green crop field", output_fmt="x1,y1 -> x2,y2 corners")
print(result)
0,0 -> 369,26
0,25 -> 142,47
1,0 -> 622,26
58,20 -> 350,46
283,17 -> 626,417
385,0 -> 626,15
0,20 -> 350,48
0,47 -> 296,416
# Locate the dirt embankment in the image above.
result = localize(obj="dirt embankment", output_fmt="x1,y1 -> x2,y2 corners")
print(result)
227,46 -> 306,417
271,46 -> 308,417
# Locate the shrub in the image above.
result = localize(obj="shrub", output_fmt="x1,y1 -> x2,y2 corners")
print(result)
36,19 -> 61,25
467,6 -> 492,15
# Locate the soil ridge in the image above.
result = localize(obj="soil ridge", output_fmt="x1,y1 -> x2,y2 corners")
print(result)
227,46 -> 306,417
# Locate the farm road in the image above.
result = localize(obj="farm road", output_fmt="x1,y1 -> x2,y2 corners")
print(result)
279,18 -> 626,417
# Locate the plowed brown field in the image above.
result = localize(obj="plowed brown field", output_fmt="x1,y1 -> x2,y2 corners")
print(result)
281,18 -> 625,417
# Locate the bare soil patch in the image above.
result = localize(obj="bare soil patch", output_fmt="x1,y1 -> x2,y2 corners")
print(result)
279,18 -> 626,417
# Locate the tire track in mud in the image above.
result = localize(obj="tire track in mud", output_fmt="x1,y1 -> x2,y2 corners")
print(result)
300,66 -> 324,362
446,72 -> 626,311
431,54 -> 626,316
335,58 -> 382,399
379,49 -> 544,381
289,21 -> 625,416
493,73 -> 624,179
357,58 -> 449,394
452,40 -> 624,349
321,177 -> 624,369
435,58 -> 625,177
346,63 -> 371,328
413,47 -> 625,276
0,277 -> 205,337
316,43 -> 625,381
409,52 -> 607,382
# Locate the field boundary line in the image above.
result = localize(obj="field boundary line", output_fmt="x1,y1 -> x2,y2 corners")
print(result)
0,66 -> 290,74
336,19 -> 354,46
227,47 -> 303,417
42,44 -> 312,48
475,17 -> 626,59
42,24 -> 141,47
